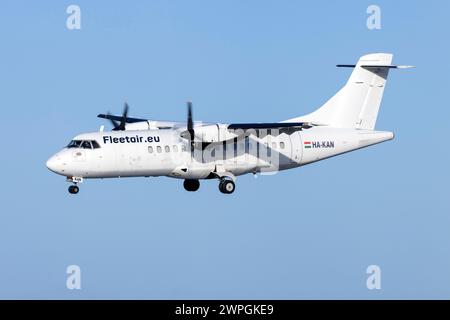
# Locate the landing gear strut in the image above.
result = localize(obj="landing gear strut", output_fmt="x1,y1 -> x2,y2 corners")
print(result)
183,179 -> 200,192
68,185 -> 79,194
219,179 -> 235,194
66,177 -> 83,195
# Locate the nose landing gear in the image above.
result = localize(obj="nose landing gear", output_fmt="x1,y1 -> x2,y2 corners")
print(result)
68,185 -> 79,194
66,177 -> 83,195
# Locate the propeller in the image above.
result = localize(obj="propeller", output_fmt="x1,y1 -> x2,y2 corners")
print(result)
110,102 -> 130,131
107,112 -> 120,130
187,101 -> 195,157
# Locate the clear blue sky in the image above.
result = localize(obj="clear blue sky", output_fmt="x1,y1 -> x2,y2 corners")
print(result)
0,0 -> 449,299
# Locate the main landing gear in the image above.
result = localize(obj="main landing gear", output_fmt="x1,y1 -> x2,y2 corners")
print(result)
218,178 -> 235,194
183,179 -> 200,192
183,178 -> 235,194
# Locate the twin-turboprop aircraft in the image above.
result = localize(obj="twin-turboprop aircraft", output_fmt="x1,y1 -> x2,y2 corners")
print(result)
46,53 -> 412,194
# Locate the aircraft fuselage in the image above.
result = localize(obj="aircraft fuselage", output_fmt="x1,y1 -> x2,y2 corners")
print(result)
46,127 -> 393,181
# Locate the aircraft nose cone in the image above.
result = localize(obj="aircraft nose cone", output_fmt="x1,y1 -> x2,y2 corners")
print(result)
46,155 -> 61,174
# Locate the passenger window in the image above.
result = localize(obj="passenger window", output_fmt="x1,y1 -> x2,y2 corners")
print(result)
165,145 -> 170,153
81,141 -> 92,149
91,140 -> 101,149
148,146 -> 153,153
157,146 -> 162,153
173,145 -> 178,152
280,141 -> 285,149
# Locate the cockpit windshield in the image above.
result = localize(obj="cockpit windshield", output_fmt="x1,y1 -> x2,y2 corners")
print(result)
67,140 -> 101,149
81,141 -> 92,149
67,140 -> 82,148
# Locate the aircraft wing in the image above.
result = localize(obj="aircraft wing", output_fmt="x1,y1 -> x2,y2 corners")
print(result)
226,122 -> 318,135
212,121 -> 316,139
197,122 -> 316,150
97,114 -> 148,123
227,122 -> 308,129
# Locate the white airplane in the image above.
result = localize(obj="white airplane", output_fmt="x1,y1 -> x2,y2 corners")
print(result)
46,53 -> 412,194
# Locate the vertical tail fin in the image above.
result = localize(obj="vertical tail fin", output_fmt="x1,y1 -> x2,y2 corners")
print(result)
287,53 -> 410,130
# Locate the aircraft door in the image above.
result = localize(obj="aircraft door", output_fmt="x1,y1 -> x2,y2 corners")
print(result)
88,140 -> 105,173
276,134 -> 292,168
289,131 -> 302,164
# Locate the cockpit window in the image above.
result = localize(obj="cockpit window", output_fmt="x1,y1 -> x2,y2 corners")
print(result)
67,140 -> 101,149
81,141 -> 92,149
91,140 -> 101,149
67,140 -> 82,148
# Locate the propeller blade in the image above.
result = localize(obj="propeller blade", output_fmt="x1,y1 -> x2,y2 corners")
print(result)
187,101 -> 195,157
187,101 -> 193,132
107,112 -> 121,130
119,102 -> 129,130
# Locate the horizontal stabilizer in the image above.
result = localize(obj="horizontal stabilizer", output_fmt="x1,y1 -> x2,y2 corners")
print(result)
337,64 -> 415,69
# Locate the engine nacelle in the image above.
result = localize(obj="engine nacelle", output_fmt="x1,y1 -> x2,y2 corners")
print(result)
193,124 -> 219,142
193,124 -> 242,142
124,122 -> 150,131
124,120 -> 179,131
